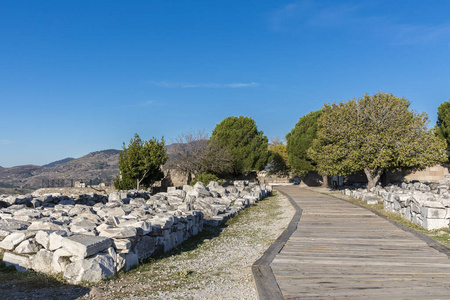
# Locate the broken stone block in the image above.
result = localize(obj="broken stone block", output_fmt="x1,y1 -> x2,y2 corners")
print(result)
14,238 -> 39,254
423,201 -> 445,208
129,198 -> 146,206
113,238 -> 132,251
99,227 -> 137,239
95,223 -> 111,233
63,252 -> 116,283
61,235 -> 113,258
422,218 -> 449,230
117,251 -> 139,272
135,235 -> 157,260
0,231 -> 35,251
3,252 -> 31,272
28,221 -> 65,231
32,249 -> 54,273
105,247 -> 117,265
119,220 -> 152,235
49,231 -> 68,251
35,230 -> 51,249
70,219 -> 97,234
193,200 -> 218,218
421,207 -> 447,219
108,192 -> 121,202
51,248 -> 73,273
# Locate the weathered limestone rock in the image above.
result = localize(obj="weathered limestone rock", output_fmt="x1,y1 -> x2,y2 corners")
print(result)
28,221 -> 65,231
113,238 -> 133,251
421,206 -> 446,219
193,200 -> 218,218
15,238 -> 39,254
49,231 -> 68,251
99,227 -> 137,239
422,218 -> 449,230
32,249 -> 54,273
70,219 -> 98,234
346,182 -> 450,230
0,182 -> 270,282
3,252 -> 31,272
118,220 -> 152,235
0,231 -> 35,251
135,235 -> 157,260
64,252 -> 116,283
62,234 -> 113,258
117,251 -> 139,272
108,192 -> 121,202
51,248 -> 73,273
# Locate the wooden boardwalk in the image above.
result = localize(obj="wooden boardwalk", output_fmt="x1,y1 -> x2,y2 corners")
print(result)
260,186 -> 450,299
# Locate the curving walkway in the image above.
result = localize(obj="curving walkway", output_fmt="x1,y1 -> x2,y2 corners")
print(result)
253,186 -> 450,299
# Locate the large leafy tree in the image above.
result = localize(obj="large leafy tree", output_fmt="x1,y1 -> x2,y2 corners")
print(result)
308,92 -> 447,190
435,99 -> 450,157
286,110 -> 322,176
114,133 -> 168,190
211,116 -> 271,175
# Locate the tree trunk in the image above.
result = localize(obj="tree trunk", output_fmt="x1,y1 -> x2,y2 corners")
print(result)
364,168 -> 383,190
136,170 -> 150,190
321,174 -> 328,188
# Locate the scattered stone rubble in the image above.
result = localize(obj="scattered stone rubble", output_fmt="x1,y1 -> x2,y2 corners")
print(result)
0,180 -> 271,283
343,178 -> 450,230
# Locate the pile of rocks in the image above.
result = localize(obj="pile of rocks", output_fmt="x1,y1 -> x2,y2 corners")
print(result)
0,192 -> 109,208
0,181 -> 270,283
343,180 -> 450,230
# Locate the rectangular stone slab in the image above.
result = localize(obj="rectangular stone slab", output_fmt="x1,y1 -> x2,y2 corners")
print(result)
3,252 -> 31,272
62,235 -> 112,258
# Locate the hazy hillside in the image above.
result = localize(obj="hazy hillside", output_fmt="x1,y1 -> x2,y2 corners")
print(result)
0,149 -> 120,193
42,157 -> 75,168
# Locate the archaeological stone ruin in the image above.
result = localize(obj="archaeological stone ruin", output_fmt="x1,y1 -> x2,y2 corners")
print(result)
343,176 -> 450,230
0,181 -> 271,283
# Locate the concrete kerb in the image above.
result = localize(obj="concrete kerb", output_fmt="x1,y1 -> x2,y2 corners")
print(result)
251,187 -> 303,300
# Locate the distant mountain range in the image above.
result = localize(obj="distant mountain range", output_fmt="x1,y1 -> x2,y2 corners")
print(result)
0,149 -> 121,194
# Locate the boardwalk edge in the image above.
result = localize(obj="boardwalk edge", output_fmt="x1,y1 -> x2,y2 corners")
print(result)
251,187 -> 303,300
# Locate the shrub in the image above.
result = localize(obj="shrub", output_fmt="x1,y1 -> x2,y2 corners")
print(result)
190,173 -> 221,186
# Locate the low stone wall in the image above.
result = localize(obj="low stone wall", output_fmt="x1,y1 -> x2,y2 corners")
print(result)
343,180 -> 450,230
0,181 -> 271,283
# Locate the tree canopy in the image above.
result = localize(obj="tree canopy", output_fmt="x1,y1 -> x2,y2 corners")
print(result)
268,138 -> 290,176
286,110 -> 321,176
435,99 -> 450,158
308,92 -> 447,189
211,116 -> 271,175
114,133 -> 167,190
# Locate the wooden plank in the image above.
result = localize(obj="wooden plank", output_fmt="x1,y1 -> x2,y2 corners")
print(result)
265,186 -> 450,299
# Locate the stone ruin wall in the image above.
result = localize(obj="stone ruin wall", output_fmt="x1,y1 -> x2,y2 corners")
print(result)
402,165 -> 450,183
344,178 -> 450,231
0,180 -> 271,283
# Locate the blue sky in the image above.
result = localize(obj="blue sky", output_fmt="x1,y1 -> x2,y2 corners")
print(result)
1,0 -> 449,167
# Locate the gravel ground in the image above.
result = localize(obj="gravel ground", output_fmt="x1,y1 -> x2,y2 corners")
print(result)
1,191 -> 294,300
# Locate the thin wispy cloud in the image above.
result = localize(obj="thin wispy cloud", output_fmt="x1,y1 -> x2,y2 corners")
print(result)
152,81 -> 260,88
0,140 -> 12,145
389,23 -> 450,45
138,100 -> 154,106
268,0 -> 311,32
268,0 -> 450,45
119,100 -> 155,109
